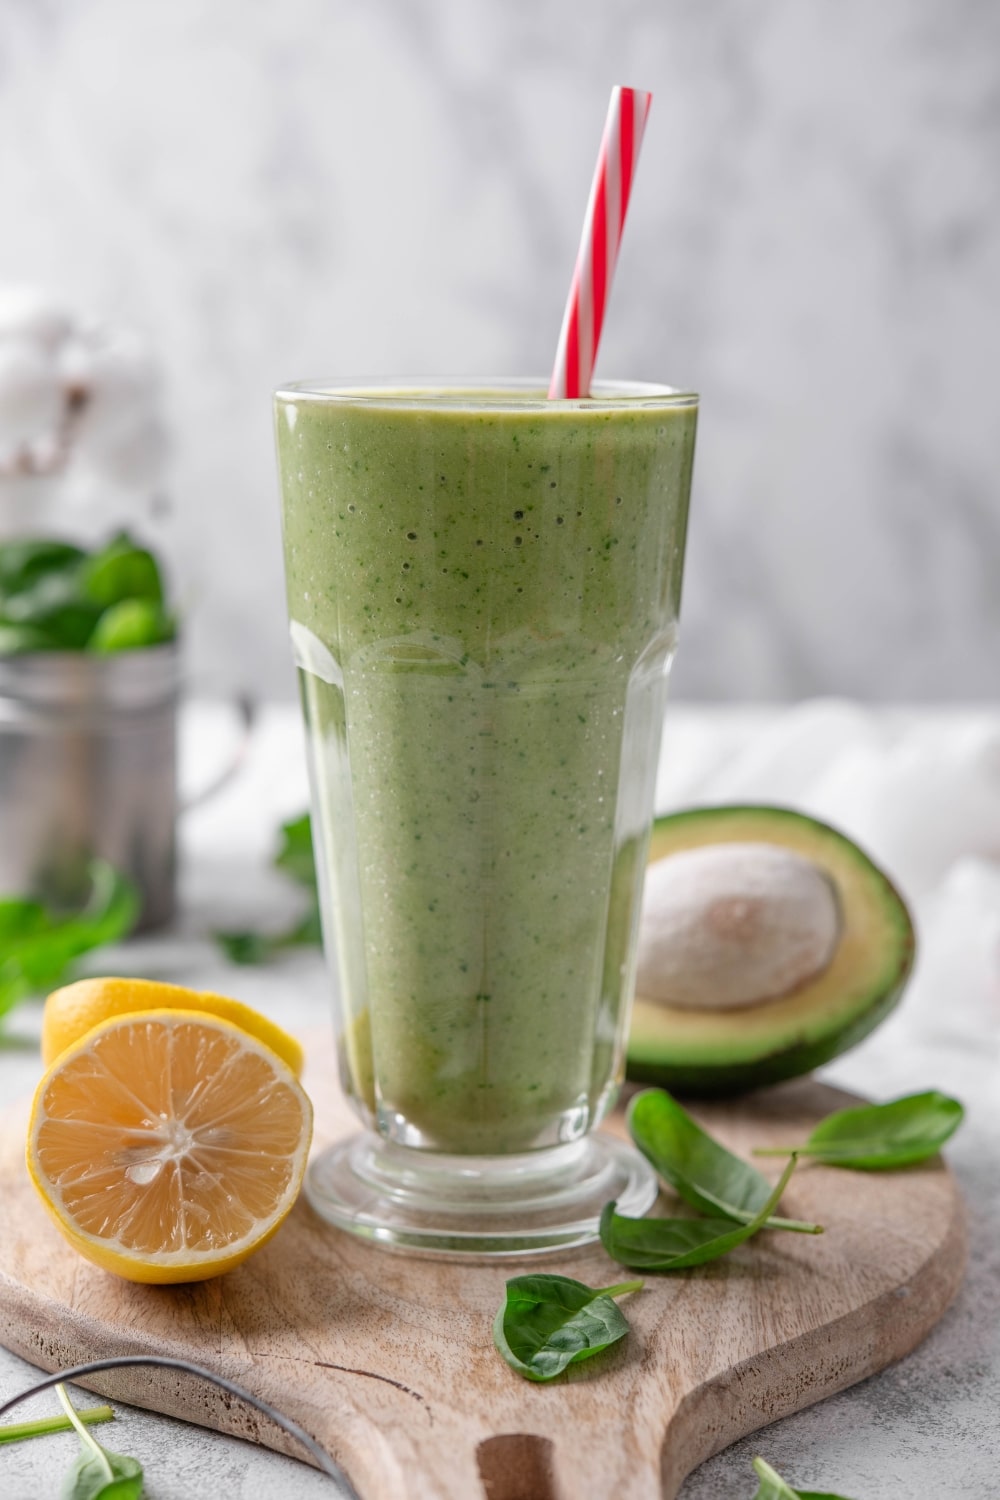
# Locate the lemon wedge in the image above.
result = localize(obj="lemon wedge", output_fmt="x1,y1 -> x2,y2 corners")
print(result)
42,976 -> 304,1077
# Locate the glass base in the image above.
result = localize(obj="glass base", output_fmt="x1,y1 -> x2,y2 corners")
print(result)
305,1131 -> 658,1258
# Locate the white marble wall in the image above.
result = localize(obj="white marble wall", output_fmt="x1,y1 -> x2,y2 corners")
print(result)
0,0 -> 997,701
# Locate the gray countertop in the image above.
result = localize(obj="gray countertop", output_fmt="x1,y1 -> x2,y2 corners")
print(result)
2,702 -> 998,1499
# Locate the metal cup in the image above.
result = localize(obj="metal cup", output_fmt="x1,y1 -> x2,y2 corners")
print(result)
0,643 -> 180,931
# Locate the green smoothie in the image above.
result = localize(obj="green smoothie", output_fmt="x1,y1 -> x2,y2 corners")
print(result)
276,382 -> 696,1155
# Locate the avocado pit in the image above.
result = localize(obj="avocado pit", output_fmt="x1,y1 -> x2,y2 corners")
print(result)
636,841 -> 842,1010
627,805 -> 915,1096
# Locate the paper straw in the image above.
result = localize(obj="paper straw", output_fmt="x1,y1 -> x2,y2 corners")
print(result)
548,86 -> 653,400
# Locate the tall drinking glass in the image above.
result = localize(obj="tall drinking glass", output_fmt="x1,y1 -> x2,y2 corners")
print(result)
275,378 -> 697,1254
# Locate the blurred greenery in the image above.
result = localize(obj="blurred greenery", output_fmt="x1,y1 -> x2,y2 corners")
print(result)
0,532 -> 176,655
0,861 -> 140,1027
0,540 -> 86,594
215,813 -> 322,965
82,534 -> 164,609
89,598 -> 175,653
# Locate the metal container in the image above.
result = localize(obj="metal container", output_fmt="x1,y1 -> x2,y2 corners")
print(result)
0,643 -> 180,932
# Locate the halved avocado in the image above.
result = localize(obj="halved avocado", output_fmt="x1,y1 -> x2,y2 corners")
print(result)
626,805 -> 914,1096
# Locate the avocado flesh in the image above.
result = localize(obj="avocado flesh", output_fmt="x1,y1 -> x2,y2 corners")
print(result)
626,805 -> 915,1097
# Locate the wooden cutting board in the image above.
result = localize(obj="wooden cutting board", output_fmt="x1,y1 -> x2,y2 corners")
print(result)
0,1035 -> 966,1500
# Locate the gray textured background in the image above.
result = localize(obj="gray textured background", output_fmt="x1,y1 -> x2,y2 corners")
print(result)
1,0 -> 998,701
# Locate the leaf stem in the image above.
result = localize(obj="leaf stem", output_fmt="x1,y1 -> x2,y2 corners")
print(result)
770,1153 -> 799,1199
724,1202 -> 822,1233
598,1279 -> 644,1299
764,1213 -> 823,1234
0,1405 -> 114,1445
752,1146 -> 801,1157
55,1383 -> 114,1483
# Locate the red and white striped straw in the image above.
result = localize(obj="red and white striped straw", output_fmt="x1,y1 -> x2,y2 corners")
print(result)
548,86 -> 653,400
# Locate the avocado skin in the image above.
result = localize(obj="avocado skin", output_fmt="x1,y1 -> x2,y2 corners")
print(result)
627,970 -> 910,1097
626,805 -> 915,1098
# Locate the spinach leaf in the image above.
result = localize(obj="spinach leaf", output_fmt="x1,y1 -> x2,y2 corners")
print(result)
82,534 -> 164,609
0,533 -> 176,656
0,568 -> 102,649
628,1089 -> 822,1234
0,897 -> 50,944
273,813 -> 318,889
493,1273 -> 642,1382
0,861 -> 139,1024
0,539 -> 86,596
216,909 -> 320,965
601,1153 -> 798,1271
289,904 -> 323,944
754,1091 -> 964,1170
62,1449 -> 143,1500
215,813 -> 321,964
56,1383 -> 143,1500
751,1456 -> 855,1499
215,930 -> 276,965
89,599 -> 175,653
0,623 -> 62,654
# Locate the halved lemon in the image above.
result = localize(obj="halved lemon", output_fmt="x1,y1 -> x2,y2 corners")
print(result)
27,1010 -> 313,1283
41,976 -> 304,1077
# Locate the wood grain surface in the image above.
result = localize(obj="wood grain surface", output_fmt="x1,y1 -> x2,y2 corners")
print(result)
0,1036 -> 966,1500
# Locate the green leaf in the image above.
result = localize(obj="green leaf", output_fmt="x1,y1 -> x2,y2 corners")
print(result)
289,904 -> 322,944
61,1447 -> 143,1500
89,599 -> 175,653
215,904 -> 323,965
0,622 -> 63,654
215,930 -> 276,965
273,814 -> 318,890
0,569 -> 102,648
628,1089 -> 822,1234
751,1456 -> 855,1499
0,897 -> 51,944
55,1383 -> 143,1499
601,1154 -> 799,1271
213,814 -> 320,965
0,534 -> 175,655
753,1091 -> 965,1170
0,539 -> 86,595
82,535 -> 164,610
492,1274 -> 642,1382
0,861 -> 139,1023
